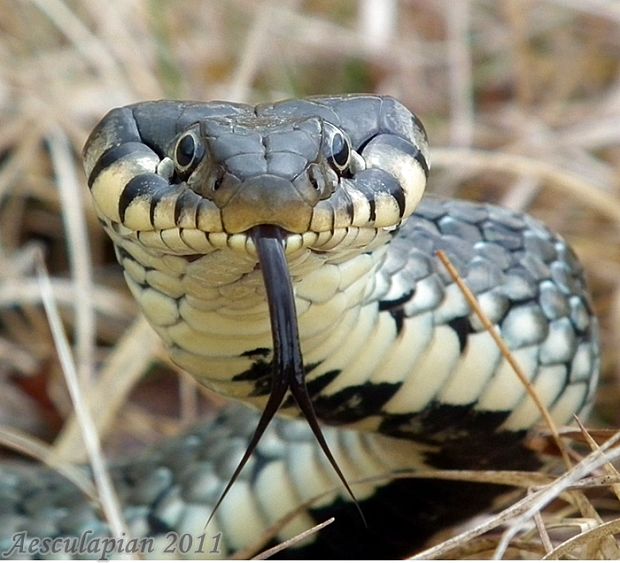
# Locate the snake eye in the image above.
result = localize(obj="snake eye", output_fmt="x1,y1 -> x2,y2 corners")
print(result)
324,124 -> 351,173
173,131 -> 204,175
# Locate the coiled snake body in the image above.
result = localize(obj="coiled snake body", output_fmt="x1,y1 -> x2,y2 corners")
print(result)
0,95 -> 599,559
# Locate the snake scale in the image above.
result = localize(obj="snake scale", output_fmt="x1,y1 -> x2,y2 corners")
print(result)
0,95 -> 599,559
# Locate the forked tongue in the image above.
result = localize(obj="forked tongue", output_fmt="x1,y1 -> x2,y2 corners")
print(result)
206,224 -> 365,527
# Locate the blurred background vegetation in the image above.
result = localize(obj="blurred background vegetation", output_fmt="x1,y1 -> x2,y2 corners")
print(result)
0,0 -> 619,558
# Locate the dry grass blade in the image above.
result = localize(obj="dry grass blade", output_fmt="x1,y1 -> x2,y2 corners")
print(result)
357,0 -> 398,50
0,424 -> 96,500
48,126 -> 95,387
30,0 -> 128,96
428,536 -> 547,560
533,509 -> 554,554
53,317 -> 160,462
35,256 -> 131,550
431,148 -> 620,222
228,0 -> 281,102
543,516 -> 620,560
0,126 -> 46,203
413,429 -> 620,560
446,1 -> 474,147
0,335 -> 39,374
545,0 -> 620,22
0,277 -> 134,316
388,468 -> 551,488
436,249 -> 571,468
575,416 -> 620,501
570,474 -> 620,489
252,518 -> 335,560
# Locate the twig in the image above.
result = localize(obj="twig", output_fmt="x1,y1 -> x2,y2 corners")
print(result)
543,516 -> 620,560
53,317 -> 160,462
36,254 -> 132,553
436,250 -> 571,468
446,0 -> 474,147
412,429 -> 620,559
252,518 -> 335,559
431,148 -> 620,222
48,126 -> 96,387
0,425 -> 96,500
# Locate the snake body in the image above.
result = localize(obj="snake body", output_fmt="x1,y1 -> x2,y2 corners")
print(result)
0,95 -> 599,559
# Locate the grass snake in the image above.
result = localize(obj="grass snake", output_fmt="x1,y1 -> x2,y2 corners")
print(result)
0,94 -> 600,559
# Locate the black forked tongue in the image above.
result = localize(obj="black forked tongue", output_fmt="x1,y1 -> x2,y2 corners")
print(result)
206,224 -> 365,529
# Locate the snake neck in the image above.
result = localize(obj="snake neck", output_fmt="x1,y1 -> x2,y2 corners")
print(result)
108,223 -> 393,405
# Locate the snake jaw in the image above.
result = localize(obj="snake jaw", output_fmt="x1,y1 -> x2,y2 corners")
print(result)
206,224 -> 365,528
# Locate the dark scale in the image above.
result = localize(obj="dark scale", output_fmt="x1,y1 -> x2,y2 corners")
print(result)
311,382 -> 402,425
378,289 -> 414,334
447,315 -> 476,352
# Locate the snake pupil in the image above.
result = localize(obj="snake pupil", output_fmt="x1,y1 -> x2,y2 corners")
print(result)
329,131 -> 350,170
175,133 -> 197,169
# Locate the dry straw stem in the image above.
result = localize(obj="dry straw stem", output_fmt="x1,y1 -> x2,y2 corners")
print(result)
0,424 -> 96,501
413,429 -> 620,560
0,126 -> 47,204
576,418 -> 620,501
431,148 -> 620,223
436,250 -> 572,469
544,516 -> 620,560
52,317 -> 162,462
227,0 -> 284,103
533,509 -> 554,554
251,517 -> 335,560
48,126 -> 95,388
427,536 -> 547,560
30,0 -> 134,99
35,257 -> 131,553
0,277 -> 134,318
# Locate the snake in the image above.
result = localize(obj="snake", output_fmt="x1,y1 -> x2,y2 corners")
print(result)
0,94 -> 600,559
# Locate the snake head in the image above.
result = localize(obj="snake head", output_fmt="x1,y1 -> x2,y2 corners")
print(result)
83,95 -> 430,257
170,116 -> 347,233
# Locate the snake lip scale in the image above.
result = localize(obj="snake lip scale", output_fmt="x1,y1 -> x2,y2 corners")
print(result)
0,94 -> 600,559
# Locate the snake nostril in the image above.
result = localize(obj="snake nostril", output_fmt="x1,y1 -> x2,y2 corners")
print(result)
308,169 -> 325,195
213,177 -> 223,192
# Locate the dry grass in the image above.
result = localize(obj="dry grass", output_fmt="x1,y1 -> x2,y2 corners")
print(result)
0,0 -> 619,559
